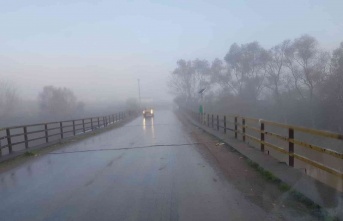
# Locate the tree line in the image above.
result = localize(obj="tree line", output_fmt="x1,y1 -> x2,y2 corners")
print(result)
168,34 -> 343,132
0,83 -> 136,127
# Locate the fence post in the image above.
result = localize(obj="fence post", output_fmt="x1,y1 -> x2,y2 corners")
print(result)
60,122 -> 63,139
73,120 -> 76,135
45,124 -> 49,143
6,129 -> 12,154
260,122 -> 264,152
289,128 -> 294,167
103,117 -> 105,127
234,117 -> 238,139
98,117 -> 100,128
207,114 -> 209,127
24,126 -> 28,149
116,113 -> 118,122
90,118 -> 93,130
242,118 -> 245,142
224,116 -> 227,134
216,115 -> 219,130
211,114 -> 214,128
82,119 -> 85,132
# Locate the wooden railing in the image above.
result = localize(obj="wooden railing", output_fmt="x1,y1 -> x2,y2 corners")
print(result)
191,111 -> 343,180
0,111 -> 137,158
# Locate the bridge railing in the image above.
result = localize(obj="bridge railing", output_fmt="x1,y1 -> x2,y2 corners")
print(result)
0,111 -> 136,158
190,111 -> 343,190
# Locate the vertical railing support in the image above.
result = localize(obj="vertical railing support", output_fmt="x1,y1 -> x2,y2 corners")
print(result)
98,117 -> 100,128
82,119 -> 85,133
24,126 -> 28,149
289,128 -> 294,167
91,118 -> 93,130
224,116 -> 227,134
60,122 -> 63,139
6,129 -> 12,154
216,115 -> 219,131
242,118 -> 246,142
207,114 -> 209,127
260,122 -> 264,152
45,124 -> 48,143
211,114 -> 214,128
73,120 -> 76,135
234,117 -> 238,139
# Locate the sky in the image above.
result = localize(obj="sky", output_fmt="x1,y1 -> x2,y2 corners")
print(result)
1,0 -> 342,103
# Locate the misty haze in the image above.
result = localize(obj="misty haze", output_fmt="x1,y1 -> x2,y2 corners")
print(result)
0,1 -> 342,221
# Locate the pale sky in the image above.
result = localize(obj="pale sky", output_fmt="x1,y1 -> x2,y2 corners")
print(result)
1,0 -> 342,102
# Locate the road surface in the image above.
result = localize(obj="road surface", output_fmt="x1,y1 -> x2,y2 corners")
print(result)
0,110 -> 270,221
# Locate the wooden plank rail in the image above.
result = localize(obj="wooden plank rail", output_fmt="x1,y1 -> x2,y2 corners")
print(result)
0,111 -> 136,158
192,111 -> 343,179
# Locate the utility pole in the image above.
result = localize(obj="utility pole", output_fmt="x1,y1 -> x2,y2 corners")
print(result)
138,79 -> 141,110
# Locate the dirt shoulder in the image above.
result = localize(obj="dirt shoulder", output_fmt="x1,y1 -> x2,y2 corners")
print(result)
179,114 -> 335,221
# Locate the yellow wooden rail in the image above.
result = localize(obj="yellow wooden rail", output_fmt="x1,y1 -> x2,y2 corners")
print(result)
198,112 -> 343,179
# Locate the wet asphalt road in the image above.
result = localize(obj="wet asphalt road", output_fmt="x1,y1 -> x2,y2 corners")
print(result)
0,110 -> 268,221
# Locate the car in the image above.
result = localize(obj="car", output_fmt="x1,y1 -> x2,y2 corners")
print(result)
143,108 -> 154,118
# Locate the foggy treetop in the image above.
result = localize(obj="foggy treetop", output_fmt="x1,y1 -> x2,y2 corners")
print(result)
169,35 -> 343,132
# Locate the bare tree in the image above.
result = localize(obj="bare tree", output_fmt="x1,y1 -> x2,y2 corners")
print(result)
285,35 -> 329,126
38,86 -> 83,117
0,80 -> 19,118
168,59 -> 211,104
319,42 -> 343,131
224,42 -> 269,102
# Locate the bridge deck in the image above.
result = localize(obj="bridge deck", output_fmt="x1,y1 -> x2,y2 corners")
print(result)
0,110 -> 325,220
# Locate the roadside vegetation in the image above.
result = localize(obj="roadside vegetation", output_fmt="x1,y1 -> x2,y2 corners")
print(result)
169,35 -> 343,133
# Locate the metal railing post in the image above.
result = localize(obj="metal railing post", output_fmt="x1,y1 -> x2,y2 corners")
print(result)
289,128 -> 294,167
211,114 -> 214,128
6,129 -> 12,154
260,122 -> 264,152
242,118 -> 245,142
91,118 -> 93,130
98,117 -> 100,128
45,124 -> 49,143
216,115 -> 219,130
60,122 -> 63,139
24,126 -> 28,149
234,117 -> 238,139
73,120 -> 76,135
82,119 -> 85,132
224,116 -> 227,134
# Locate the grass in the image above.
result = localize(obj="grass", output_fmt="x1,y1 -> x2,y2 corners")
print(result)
24,151 -> 37,157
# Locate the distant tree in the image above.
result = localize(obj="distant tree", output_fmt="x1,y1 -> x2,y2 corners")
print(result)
319,42 -> 343,131
168,59 -> 211,104
224,42 -> 269,102
0,80 -> 19,117
285,35 -> 330,126
38,86 -> 82,117
263,40 -> 291,122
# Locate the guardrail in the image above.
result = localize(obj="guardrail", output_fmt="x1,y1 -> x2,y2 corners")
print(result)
0,111 -> 137,158
190,111 -> 343,180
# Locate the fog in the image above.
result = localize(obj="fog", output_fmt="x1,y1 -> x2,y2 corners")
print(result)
1,0 -> 343,127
